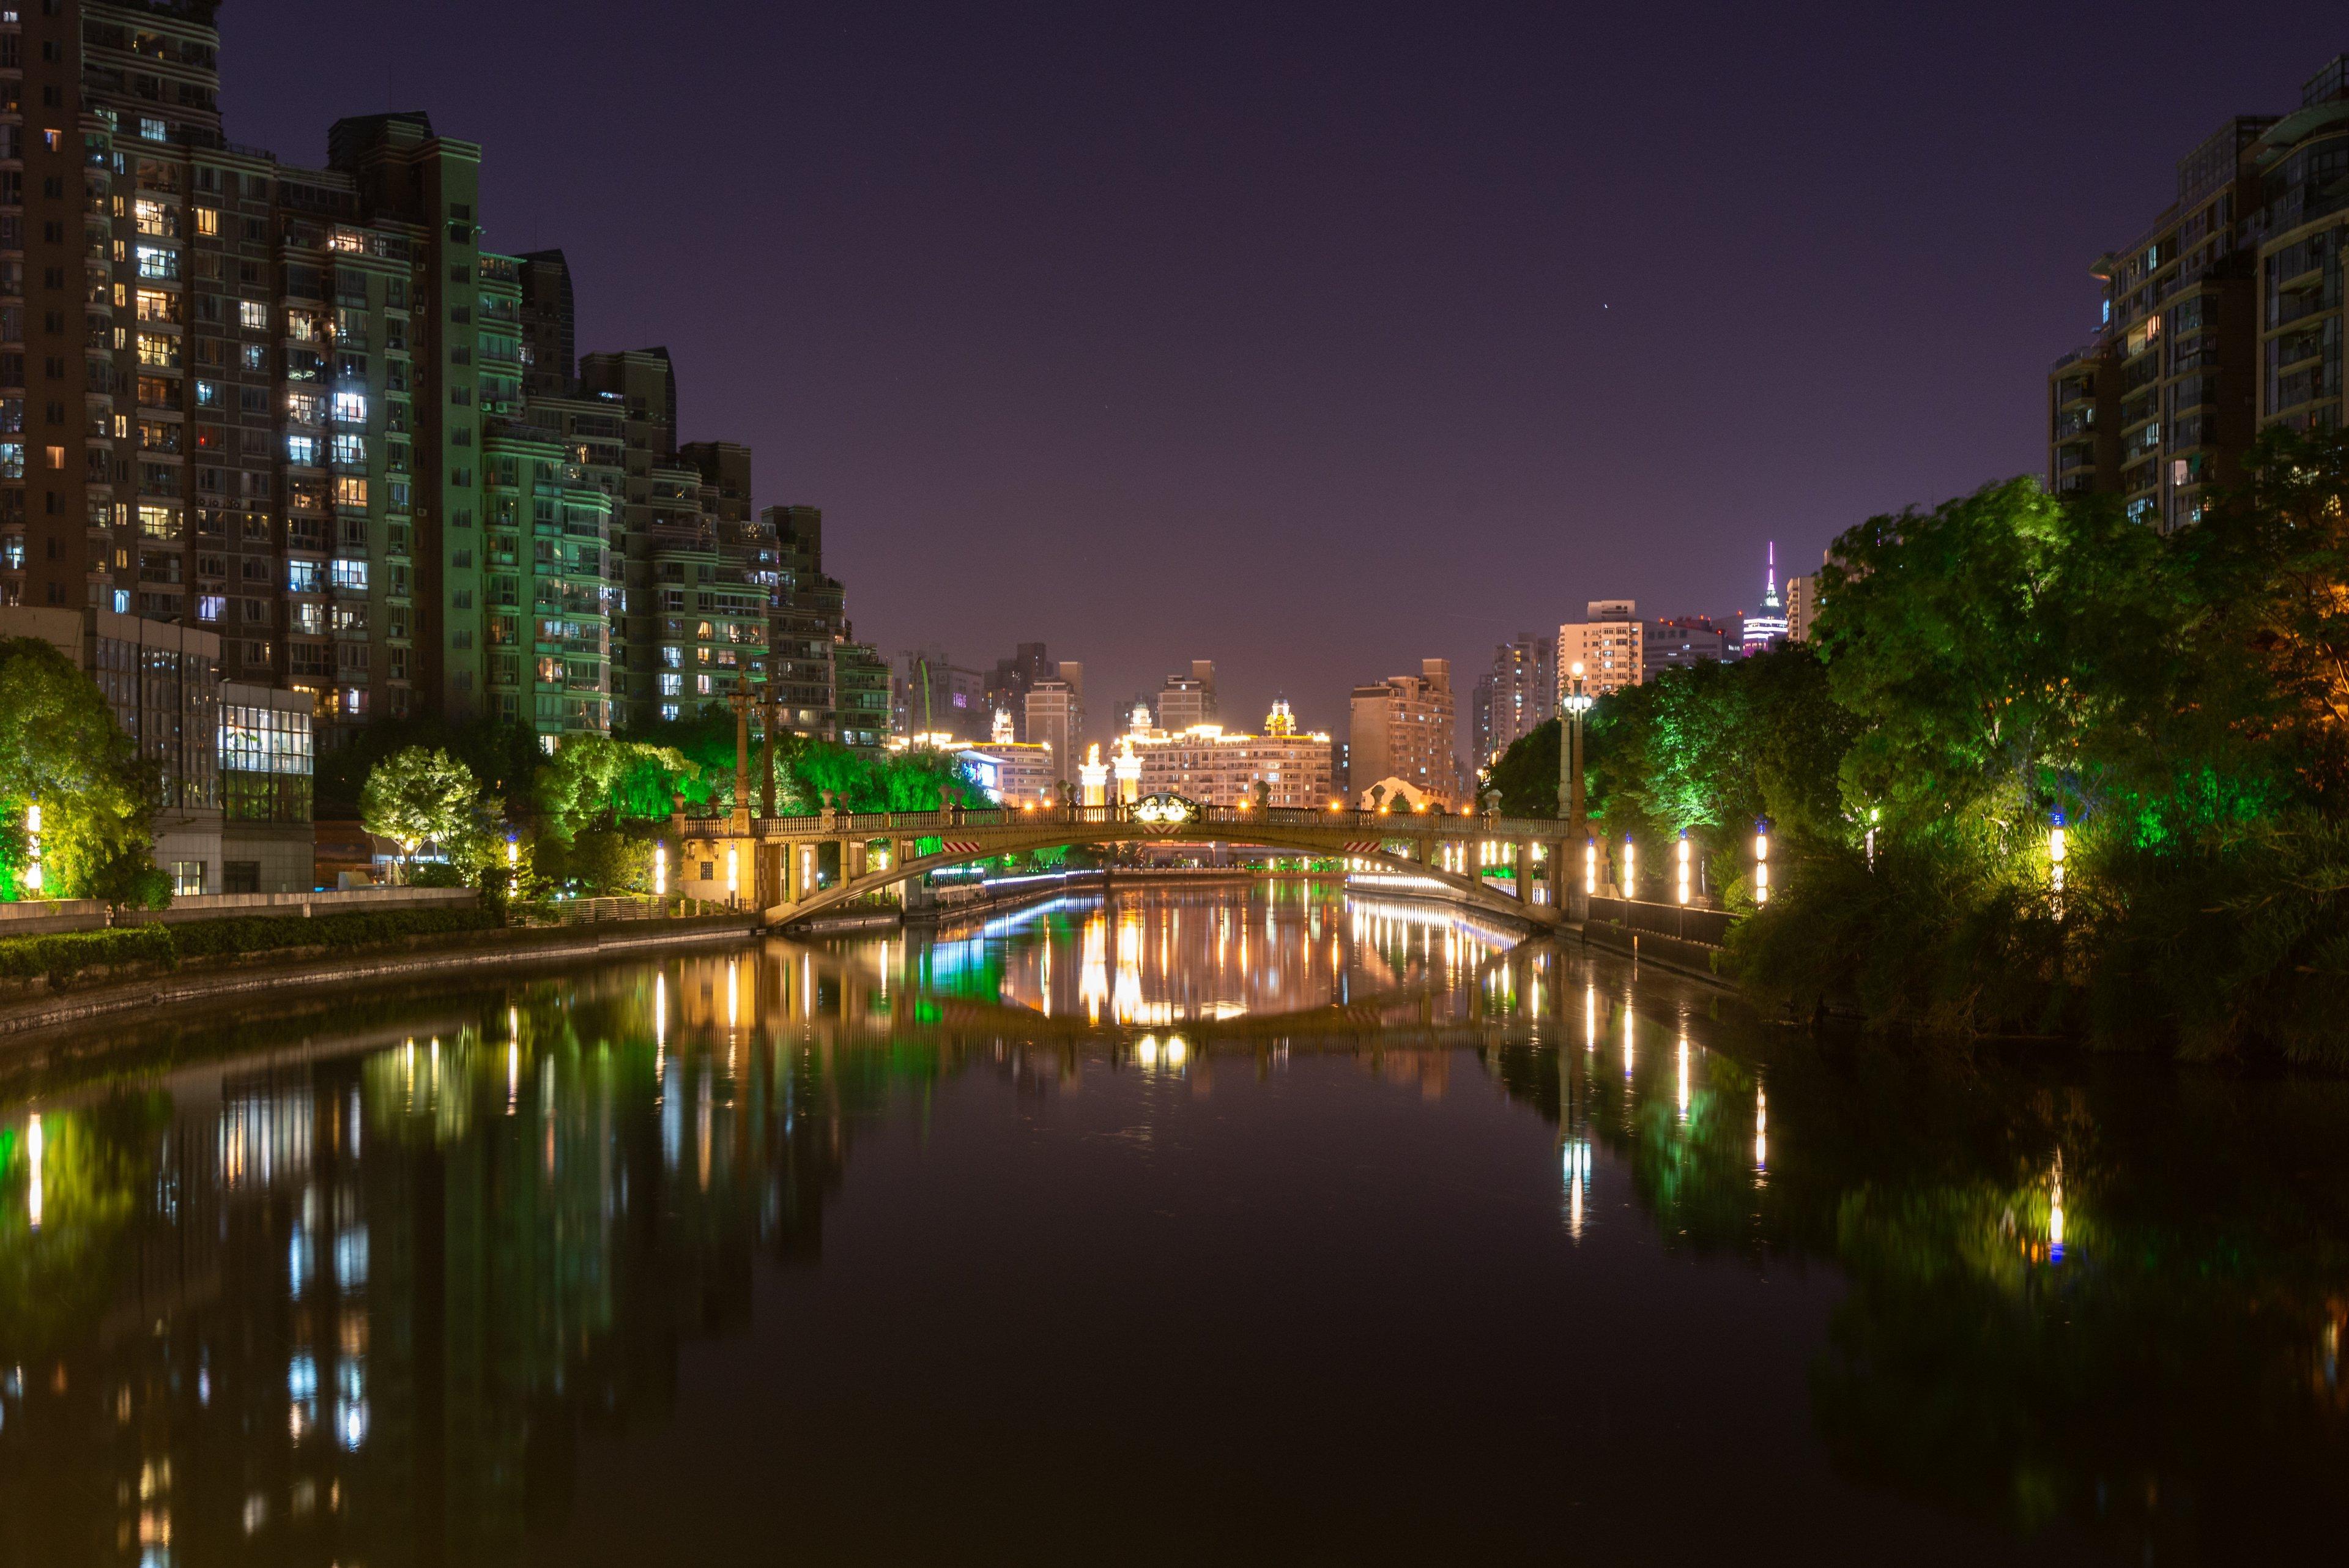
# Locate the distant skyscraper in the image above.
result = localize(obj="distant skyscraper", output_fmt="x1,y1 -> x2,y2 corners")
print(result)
1742,544 -> 1789,654
1472,633 -> 1554,764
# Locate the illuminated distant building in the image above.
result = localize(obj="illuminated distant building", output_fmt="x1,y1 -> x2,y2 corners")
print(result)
1124,699 -> 1334,808
954,741 -> 1058,806
1742,543 -> 1789,654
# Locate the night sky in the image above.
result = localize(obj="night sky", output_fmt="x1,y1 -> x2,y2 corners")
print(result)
225,2 -> 2338,738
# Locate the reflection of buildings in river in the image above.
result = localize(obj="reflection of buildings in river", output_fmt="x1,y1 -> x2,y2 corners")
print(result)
985,888 -> 1520,1026
0,979 -> 886,1563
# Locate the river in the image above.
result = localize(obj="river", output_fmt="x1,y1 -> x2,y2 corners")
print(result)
1,880 -> 2345,1564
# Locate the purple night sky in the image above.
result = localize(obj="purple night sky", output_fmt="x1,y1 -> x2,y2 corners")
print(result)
225,1 -> 2336,738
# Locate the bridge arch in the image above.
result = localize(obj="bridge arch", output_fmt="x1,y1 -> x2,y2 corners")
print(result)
765,822 -> 1556,931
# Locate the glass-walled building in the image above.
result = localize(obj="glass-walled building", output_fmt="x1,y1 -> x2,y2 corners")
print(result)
220,680 -> 314,892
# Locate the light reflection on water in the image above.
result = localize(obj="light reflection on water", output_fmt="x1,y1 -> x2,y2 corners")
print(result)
0,883 -> 2345,1562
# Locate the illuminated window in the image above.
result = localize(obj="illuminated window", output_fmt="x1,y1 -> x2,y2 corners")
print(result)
194,207 -> 218,237
238,301 -> 267,331
42,444 -> 62,469
333,476 -> 368,509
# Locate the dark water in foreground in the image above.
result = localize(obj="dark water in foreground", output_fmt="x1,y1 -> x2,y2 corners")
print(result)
2,882 -> 2347,1564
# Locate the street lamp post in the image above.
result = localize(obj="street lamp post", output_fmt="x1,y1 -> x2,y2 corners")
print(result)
1558,661 -> 1595,919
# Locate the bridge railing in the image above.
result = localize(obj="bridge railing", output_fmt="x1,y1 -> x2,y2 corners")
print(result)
735,803 -> 1578,841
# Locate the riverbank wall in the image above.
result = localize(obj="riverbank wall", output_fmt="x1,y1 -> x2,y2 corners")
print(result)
0,914 -> 760,1040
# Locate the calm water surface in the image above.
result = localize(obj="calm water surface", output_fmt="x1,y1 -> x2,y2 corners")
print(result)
2,882 -> 2347,1564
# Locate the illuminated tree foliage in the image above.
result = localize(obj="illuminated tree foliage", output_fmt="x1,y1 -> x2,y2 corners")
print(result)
1496,428 -> 2349,1057
533,736 -> 697,842
360,746 -> 487,881
0,636 -> 164,904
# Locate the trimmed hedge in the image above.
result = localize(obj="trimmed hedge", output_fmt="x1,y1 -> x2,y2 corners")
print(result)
166,905 -> 499,959
0,924 -> 176,981
0,904 -> 501,983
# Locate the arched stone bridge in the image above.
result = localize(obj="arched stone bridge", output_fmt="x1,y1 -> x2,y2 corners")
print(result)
669,802 -> 1581,931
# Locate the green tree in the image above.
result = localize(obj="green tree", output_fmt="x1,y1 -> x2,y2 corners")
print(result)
360,747 -> 481,882
0,636 -> 161,902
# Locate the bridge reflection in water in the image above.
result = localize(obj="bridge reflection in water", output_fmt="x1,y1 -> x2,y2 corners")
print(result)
5,885 -> 2349,1561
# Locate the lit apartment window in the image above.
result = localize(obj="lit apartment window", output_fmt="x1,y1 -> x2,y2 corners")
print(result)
239,301 -> 268,331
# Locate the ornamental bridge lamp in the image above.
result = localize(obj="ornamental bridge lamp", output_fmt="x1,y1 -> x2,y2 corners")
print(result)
1557,661 -> 1596,916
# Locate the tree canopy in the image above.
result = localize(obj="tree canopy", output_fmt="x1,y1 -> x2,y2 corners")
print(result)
0,636 -> 162,902
1486,426 -> 2349,1058
360,747 -> 485,877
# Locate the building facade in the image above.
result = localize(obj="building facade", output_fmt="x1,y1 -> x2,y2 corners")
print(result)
1348,657 -> 1457,806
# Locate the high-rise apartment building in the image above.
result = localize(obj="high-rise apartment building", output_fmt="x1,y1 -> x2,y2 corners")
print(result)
1348,657 -> 1457,806
1559,601 -> 1642,696
1471,632 -> 1553,765
2046,56 -> 2349,529
1153,660 -> 1216,731
2257,58 -> 2349,436
0,3 -> 844,759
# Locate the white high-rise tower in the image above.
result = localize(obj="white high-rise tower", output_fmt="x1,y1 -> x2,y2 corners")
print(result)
1742,542 -> 1789,654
